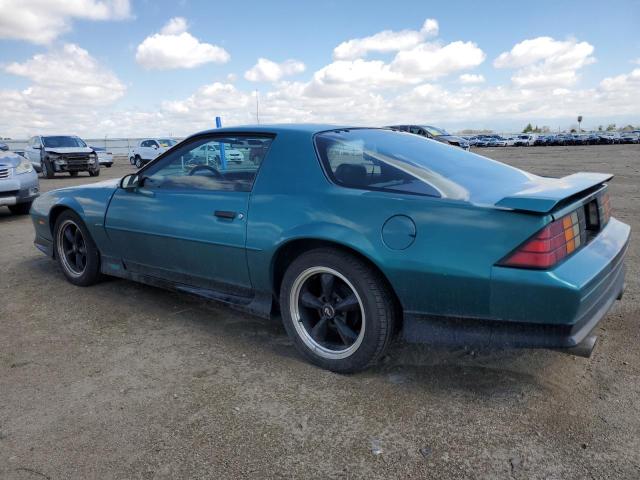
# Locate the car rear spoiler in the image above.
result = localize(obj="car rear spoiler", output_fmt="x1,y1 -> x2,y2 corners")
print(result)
495,172 -> 613,214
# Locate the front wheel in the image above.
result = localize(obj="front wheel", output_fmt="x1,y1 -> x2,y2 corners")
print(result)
89,168 -> 100,177
135,156 -> 143,168
280,249 -> 397,373
53,210 -> 102,286
41,159 -> 55,179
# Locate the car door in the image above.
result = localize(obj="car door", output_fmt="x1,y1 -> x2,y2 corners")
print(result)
147,140 -> 160,160
104,133 -> 274,296
25,137 -> 41,167
138,140 -> 151,160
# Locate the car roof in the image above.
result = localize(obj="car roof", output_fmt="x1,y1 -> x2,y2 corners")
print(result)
191,123 -> 355,137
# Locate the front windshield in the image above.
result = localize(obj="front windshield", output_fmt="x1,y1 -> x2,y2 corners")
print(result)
42,136 -> 86,148
315,129 -> 536,203
422,125 -> 450,137
158,139 -> 177,147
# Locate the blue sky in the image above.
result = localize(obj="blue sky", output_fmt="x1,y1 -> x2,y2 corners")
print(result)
1,0 -> 639,137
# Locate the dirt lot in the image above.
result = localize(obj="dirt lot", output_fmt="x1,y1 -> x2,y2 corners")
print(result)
1,145 -> 639,479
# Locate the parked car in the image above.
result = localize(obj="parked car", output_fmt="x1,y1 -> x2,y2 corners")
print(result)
90,146 -> 114,168
387,125 -> 470,150
129,138 -> 178,168
514,134 -> 535,146
23,135 -> 99,178
189,142 -> 245,168
619,132 -> 639,144
504,136 -> 518,146
0,142 -> 8,151
1,149 -> 39,214
30,125 -> 629,372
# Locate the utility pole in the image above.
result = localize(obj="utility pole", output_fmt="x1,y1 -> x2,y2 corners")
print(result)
577,115 -> 583,133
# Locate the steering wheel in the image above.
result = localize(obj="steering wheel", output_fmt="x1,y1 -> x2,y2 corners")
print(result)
188,164 -> 222,178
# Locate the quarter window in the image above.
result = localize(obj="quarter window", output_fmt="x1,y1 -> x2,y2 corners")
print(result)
142,135 -> 273,192
315,130 -> 440,197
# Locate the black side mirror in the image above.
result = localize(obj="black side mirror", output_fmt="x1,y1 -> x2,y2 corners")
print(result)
120,173 -> 139,190
34,145 -> 42,150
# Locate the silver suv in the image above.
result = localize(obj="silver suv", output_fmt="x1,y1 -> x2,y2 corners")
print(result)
0,150 -> 40,214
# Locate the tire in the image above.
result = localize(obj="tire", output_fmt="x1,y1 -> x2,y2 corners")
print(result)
41,158 -> 55,179
135,156 -> 143,168
69,171 -> 78,177
105,164 -> 112,168
8,202 -> 32,215
129,156 -> 135,165
279,248 -> 397,373
89,167 -> 100,177
53,210 -> 102,286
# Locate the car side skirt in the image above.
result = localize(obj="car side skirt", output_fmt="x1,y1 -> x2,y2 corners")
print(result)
100,254 -> 273,319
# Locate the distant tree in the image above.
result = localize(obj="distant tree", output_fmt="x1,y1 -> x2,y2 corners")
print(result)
598,125 -> 603,131
523,123 -> 533,133
570,128 -> 577,133
606,123 -> 617,131
621,124 -> 635,131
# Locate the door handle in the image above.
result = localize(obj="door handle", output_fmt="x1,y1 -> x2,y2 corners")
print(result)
214,210 -> 237,219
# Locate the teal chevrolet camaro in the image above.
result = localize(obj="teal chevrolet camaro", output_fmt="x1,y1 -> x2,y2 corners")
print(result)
30,125 -> 630,372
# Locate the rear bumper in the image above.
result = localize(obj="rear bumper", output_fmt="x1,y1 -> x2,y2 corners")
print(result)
403,217 -> 630,350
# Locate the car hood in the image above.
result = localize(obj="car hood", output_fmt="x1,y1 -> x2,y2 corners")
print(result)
0,151 -> 27,167
45,147 -> 94,154
438,135 -> 468,144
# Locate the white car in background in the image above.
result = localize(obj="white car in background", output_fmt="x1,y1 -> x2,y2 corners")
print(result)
190,143 -> 245,168
129,138 -> 178,168
90,146 -> 113,168
514,134 -> 536,146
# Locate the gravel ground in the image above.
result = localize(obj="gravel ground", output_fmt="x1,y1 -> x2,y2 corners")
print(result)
1,145 -> 639,479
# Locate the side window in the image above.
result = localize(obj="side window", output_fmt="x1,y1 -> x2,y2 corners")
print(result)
316,135 -> 440,197
142,135 -> 274,192
141,140 -> 150,148
409,126 -> 424,136
150,141 -> 159,148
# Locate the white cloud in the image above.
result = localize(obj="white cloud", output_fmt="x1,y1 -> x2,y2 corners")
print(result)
494,37 -> 595,88
160,16 -> 188,35
390,41 -> 486,79
1,44 -> 126,136
459,73 -> 485,84
0,0 -> 131,44
244,58 -> 306,82
135,17 -> 230,69
333,18 -> 438,60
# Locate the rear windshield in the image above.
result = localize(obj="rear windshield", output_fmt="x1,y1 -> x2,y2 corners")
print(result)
315,129 -> 535,202
42,136 -> 86,148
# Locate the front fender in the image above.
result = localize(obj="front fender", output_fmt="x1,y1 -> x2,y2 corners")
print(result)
30,180 -> 119,255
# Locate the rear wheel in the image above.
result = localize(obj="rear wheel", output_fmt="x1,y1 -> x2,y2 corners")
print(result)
280,249 -> 396,373
8,202 -> 32,215
53,210 -> 102,286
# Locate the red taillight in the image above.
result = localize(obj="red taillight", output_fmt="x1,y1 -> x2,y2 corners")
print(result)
499,209 -> 586,269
